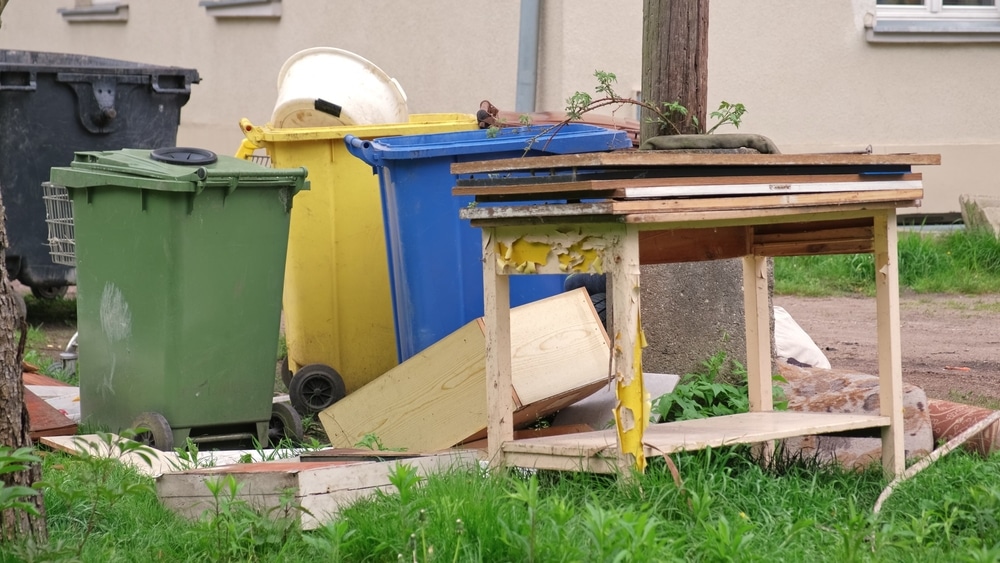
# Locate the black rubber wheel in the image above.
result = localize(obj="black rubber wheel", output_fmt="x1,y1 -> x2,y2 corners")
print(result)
31,285 -> 68,300
563,273 -> 606,296
279,357 -> 293,390
268,401 -> 304,446
131,411 -> 174,451
591,292 -> 607,329
289,363 -> 346,415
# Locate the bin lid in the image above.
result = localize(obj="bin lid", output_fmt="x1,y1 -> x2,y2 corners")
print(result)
49,148 -> 308,193
0,49 -> 199,83
346,124 -> 633,167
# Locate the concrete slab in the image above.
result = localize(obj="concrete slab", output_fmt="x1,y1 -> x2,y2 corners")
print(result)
960,194 -> 1000,237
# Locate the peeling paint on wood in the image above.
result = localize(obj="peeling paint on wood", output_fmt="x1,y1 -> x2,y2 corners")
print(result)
493,227 -> 620,275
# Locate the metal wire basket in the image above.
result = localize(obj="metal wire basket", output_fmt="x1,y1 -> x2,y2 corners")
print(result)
42,181 -> 76,266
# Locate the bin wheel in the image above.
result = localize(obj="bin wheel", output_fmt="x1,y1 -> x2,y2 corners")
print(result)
60,332 -> 79,377
268,401 -> 304,446
279,357 -> 293,390
31,285 -> 68,300
131,412 -> 174,452
289,364 -> 346,415
590,292 -> 607,329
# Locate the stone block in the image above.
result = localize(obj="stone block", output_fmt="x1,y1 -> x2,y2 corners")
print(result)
775,361 -> 933,469
959,194 -> 1000,237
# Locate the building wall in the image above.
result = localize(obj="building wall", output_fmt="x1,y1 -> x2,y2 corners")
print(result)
2,0 -> 996,214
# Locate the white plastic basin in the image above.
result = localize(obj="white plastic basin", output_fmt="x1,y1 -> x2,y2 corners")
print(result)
271,47 -> 408,129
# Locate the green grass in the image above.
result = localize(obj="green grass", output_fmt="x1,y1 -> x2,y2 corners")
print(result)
7,444 -> 1000,561
775,228 -> 1000,296
15,323 -> 78,386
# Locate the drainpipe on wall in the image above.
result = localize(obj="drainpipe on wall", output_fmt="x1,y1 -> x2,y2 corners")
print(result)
515,0 -> 541,113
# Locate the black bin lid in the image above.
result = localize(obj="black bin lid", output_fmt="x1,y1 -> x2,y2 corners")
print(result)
149,147 -> 218,165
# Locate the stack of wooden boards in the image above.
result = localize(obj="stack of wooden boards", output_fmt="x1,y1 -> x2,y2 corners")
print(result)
452,150 -> 936,223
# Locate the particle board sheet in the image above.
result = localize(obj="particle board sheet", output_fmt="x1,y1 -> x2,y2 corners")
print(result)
40,434 -> 182,477
451,151 -> 942,175
610,188 -> 924,214
501,411 -> 891,474
460,190 -> 923,224
38,434 -> 313,476
454,174 -> 922,200
318,288 -> 611,453
156,450 -> 479,530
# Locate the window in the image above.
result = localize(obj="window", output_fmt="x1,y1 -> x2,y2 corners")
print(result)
868,0 -> 1000,42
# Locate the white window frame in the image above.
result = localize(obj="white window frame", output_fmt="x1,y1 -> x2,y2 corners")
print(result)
868,0 -> 1000,42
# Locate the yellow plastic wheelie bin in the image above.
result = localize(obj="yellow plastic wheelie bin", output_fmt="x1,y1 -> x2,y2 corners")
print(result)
238,114 -> 477,415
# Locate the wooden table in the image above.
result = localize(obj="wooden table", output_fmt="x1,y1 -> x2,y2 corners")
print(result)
453,151 -> 940,476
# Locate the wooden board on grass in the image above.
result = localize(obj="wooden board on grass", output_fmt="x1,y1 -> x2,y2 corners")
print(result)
156,450 -> 479,530
39,434 -> 181,477
25,387 -> 77,439
318,288 -> 611,453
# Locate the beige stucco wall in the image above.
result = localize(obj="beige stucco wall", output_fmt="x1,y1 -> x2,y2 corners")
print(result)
2,0 -> 997,214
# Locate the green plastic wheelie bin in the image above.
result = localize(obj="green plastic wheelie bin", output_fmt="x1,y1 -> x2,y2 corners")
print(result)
49,147 -> 308,450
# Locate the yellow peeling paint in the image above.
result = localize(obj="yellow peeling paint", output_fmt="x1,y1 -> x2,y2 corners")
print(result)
509,239 -> 553,265
555,239 -> 603,273
495,235 -> 608,274
496,239 -> 552,273
615,316 -> 647,473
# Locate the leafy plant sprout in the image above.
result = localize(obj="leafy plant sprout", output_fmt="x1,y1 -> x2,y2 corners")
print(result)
566,70 -> 746,136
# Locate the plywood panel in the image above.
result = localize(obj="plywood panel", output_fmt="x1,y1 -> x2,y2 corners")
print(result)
319,289 -> 610,453
501,412 -> 890,473
451,151 -> 941,175
25,387 -> 77,439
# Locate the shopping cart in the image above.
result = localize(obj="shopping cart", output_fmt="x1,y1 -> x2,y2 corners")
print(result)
42,181 -> 79,374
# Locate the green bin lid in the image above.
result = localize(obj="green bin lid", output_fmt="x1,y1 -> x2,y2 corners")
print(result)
49,147 -> 308,193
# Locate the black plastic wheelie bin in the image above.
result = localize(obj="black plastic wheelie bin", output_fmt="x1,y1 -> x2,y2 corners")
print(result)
0,50 -> 199,298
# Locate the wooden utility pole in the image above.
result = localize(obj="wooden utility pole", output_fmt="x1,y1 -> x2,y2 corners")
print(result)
641,0 -> 709,139
639,0 -> 749,377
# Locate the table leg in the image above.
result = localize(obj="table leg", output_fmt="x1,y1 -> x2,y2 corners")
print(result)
743,255 -> 773,413
743,254 -> 774,463
482,227 -> 513,468
609,224 -> 646,474
874,210 -> 905,476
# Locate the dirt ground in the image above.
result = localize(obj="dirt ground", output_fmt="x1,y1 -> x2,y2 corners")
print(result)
22,282 -> 1000,405
775,293 -> 1000,404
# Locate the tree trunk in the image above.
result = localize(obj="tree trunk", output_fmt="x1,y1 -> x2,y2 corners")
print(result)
641,0 -> 709,139
639,0 -> 750,377
0,187 -> 47,542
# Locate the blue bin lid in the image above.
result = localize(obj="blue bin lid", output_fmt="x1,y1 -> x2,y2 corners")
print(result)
345,124 -> 632,167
